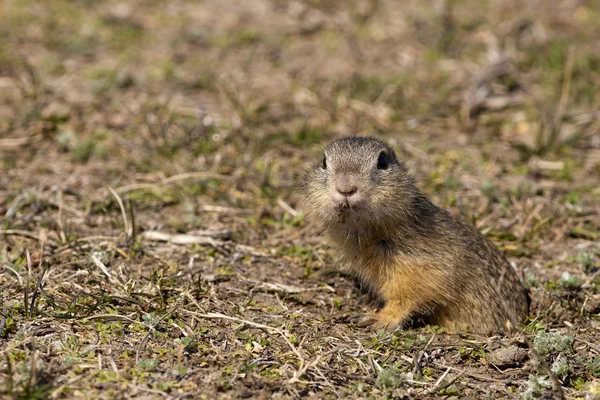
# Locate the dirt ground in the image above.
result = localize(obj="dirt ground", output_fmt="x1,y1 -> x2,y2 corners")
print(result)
1,0 -> 600,398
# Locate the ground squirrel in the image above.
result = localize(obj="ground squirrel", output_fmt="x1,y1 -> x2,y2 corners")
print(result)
301,137 -> 529,333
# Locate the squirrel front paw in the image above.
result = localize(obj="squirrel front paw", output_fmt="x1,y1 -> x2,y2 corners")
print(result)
350,311 -> 404,331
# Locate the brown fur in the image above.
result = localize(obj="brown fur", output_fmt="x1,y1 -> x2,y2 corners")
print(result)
300,136 -> 529,333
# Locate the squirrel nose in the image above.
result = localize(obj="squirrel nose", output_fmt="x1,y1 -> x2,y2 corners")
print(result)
337,186 -> 358,197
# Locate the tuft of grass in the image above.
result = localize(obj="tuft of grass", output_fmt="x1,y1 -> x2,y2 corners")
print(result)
560,271 -> 582,291
550,354 -> 569,381
376,366 -> 408,390
138,358 -> 159,371
577,249 -> 598,273
521,375 -> 552,400
533,332 -> 574,358
588,357 -> 600,378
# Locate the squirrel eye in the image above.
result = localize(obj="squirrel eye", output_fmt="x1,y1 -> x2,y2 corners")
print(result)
377,151 -> 389,170
322,154 -> 327,169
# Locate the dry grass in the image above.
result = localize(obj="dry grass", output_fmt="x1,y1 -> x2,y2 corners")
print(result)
1,0 -> 600,398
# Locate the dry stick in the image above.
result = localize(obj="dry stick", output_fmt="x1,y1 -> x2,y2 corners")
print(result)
435,367 -> 452,387
412,333 -> 435,377
135,304 -> 180,365
84,314 -> 137,324
24,250 -> 31,319
127,384 -> 171,398
0,305 -> 7,336
189,229 -> 232,239
0,230 -> 58,247
312,365 -> 339,393
240,277 -> 335,294
277,198 -> 298,217
115,171 -> 234,194
200,205 -> 253,214
554,45 -> 575,128
184,310 -> 307,384
0,136 -> 32,148
90,254 -> 117,284
4,264 -> 23,285
29,267 -> 48,319
108,347 -> 120,376
142,231 -> 221,246
421,370 -> 466,397
581,270 -> 600,289
43,197 -> 86,218
53,235 -> 120,254
142,231 -> 266,257
544,45 -> 575,149
56,189 -> 66,243
29,237 -> 47,318
128,198 -> 136,251
432,362 -> 502,383
108,186 -> 131,238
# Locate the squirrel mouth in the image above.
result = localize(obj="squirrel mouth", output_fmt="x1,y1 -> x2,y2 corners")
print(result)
334,200 -> 361,219
335,200 -> 353,210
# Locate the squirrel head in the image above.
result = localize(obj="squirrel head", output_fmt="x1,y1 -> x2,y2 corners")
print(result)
300,136 -> 418,231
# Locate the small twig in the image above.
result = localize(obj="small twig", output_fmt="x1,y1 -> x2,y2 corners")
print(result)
435,367 -> 452,387
336,371 -> 375,384
421,370 -> 466,396
127,384 -> 172,398
0,230 -> 58,247
56,189 -> 65,243
135,304 -> 180,364
53,236 -> 120,254
108,186 -> 131,238
44,198 -> 86,218
142,231 -> 222,246
0,136 -> 33,148
108,348 -> 120,376
200,205 -> 253,214
3,265 -> 23,285
575,338 -> 600,355
29,263 -> 48,319
115,172 -> 234,194
582,270 -> 600,289
90,254 -> 117,284
128,198 -> 136,251
554,45 -> 575,128
0,305 -> 8,336
413,333 -> 435,377
189,229 -> 232,240
142,230 -> 266,256
28,237 -> 47,318
432,362 -> 502,383
83,314 -> 137,323
289,353 -> 324,385
241,278 -> 335,294
24,250 -> 31,318
277,198 -> 298,217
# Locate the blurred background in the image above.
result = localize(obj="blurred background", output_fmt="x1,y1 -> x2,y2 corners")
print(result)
2,1 -> 599,197
1,0 -> 600,398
